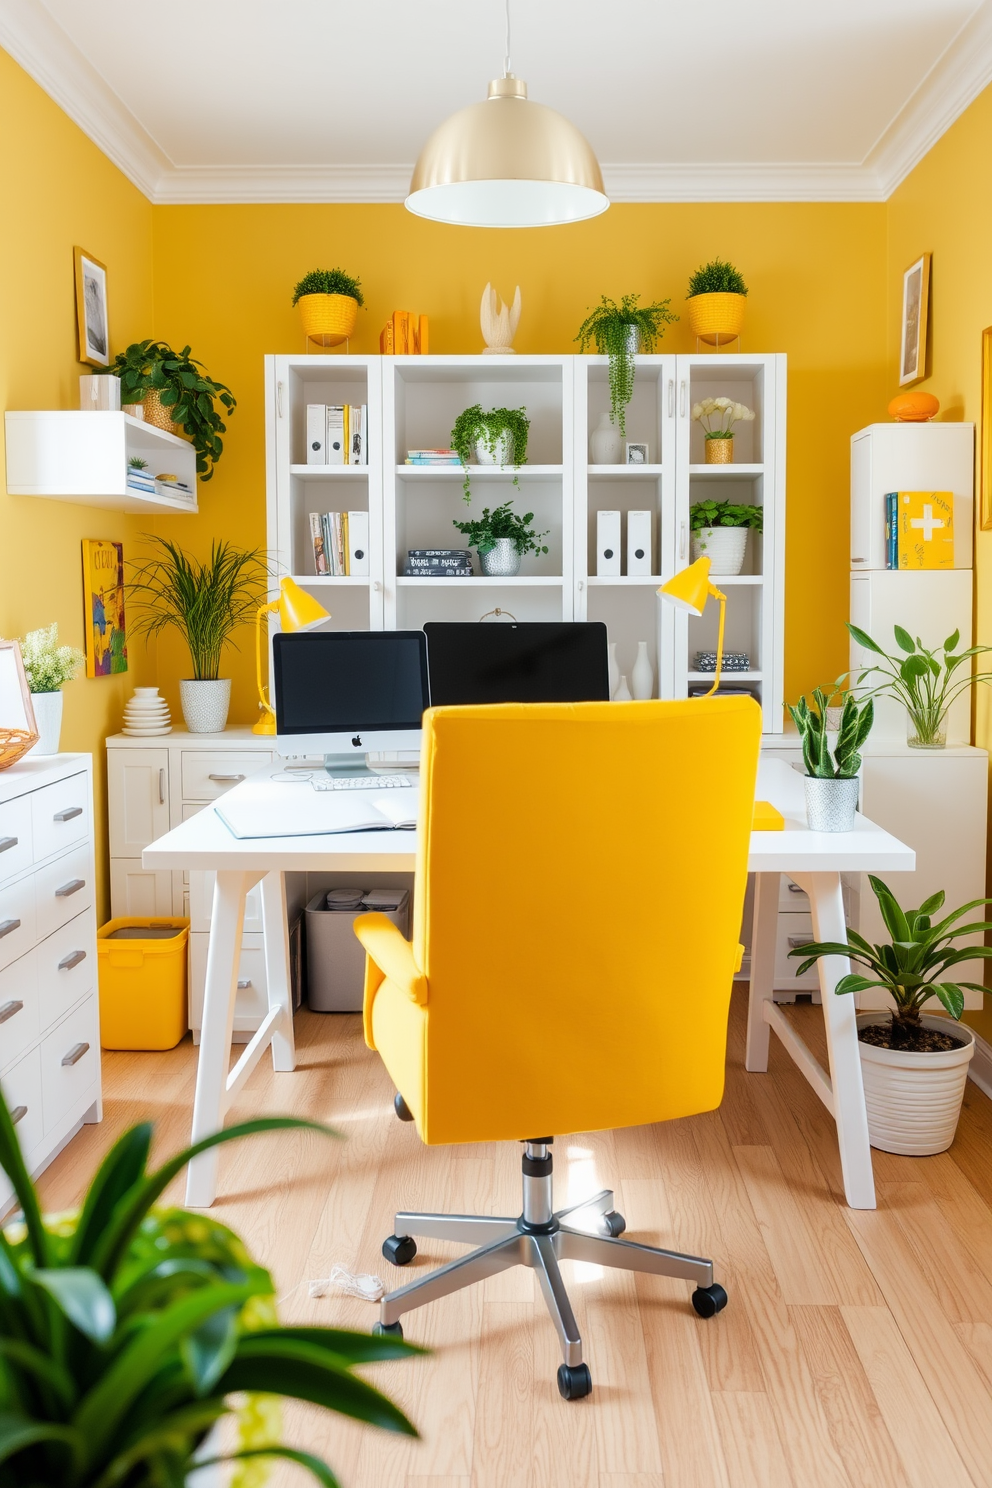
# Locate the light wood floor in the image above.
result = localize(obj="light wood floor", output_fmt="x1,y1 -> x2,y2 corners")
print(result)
37,991 -> 992,1488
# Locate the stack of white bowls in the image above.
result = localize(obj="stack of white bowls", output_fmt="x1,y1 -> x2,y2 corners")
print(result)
122,687 -> 172,736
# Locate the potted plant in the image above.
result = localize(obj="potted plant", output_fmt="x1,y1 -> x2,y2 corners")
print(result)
99,340 -> 236,481
690,499 -> 763,574
0,1093 -> 419,1486
788,686 -> 874,831
292,267 -> 365,347
847,623 -> 992,748
450,404 -> 530,503
790,876 -> 989,1153
128,538 -> 269,734
18,623 -> 84,756
452,500 -> 549,576
691,396 -> 756,464
575,294 -> 678,437
686,258 -> 748,345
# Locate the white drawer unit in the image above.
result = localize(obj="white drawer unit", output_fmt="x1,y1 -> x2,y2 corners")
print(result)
181,751 -> 268,801
189,930 -> 269,1040
0,754 -> 100,1219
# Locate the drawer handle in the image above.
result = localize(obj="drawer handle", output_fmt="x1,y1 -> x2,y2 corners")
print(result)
209,774 -> 246,783
58,950 -> 87,971
787,936 -> 813,950
55,879 -> 85,899
10,1105 -> 27,1126
787,882 -> 805,895
159,768 -> 166,806
0,918 -> 21,939
0,999 -> 24,1023
0,836 -> 18,854
61,1041 -> 90,1067
54,807 -> 83,823
237,978 -> 253,989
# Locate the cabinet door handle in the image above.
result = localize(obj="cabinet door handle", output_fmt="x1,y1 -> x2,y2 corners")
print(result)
237,978 -> 253,990
0,836 -> 17,854
679,521 -> 687,560
10,1105 -> 27,1126
209,774 -> 245,783
159,768 -> 166,805
54,806 -> 83,823
58,950 -> 86,971
277,380 -> 285,418
576,579 -> 584,592
61,1041 -> 90,1067
667,378 -> 675,417
0,1000 -> 24,1023
0,918 -> 21,939
787,881 -> 805,895
55,879 -> 85,898
679,379 -> 687,418
787,936 -> 813,950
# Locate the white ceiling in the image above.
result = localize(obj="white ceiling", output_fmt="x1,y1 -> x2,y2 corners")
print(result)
3,0 -> 992,202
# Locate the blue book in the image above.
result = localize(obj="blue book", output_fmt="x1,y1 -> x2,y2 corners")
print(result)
885,492 -> 897,569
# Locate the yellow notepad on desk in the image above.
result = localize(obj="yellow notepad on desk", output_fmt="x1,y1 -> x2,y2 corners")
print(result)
752,801 -> 784,831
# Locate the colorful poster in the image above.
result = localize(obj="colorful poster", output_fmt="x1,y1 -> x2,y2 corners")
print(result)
82,539 -> 128,676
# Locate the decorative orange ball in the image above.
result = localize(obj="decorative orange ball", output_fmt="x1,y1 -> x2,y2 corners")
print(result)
888,391 -> 939,422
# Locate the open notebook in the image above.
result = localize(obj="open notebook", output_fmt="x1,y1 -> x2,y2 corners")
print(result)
215,781 -> 419,839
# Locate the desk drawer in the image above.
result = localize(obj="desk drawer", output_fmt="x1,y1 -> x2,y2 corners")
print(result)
0,875 -> 36,974
37,908 -> 96,1031
31,774 -> 89,861
0,948 -> 40,1071
1,1046 -> 44,1163
0,796 -> 32,885
35,845 -> 93,941
41,995 -> 99,1133
189,930 -> 268,1033
181,752 -> 270,802
776,913 -> 819,989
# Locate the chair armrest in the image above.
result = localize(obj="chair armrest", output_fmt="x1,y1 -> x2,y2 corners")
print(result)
735,943 -> 744,975
354,912 -> 428,1007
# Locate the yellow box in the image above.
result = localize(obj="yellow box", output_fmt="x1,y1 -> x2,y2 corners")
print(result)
97,917 -> 189,1050
898,490 -> 954,569
752,800 -> 784,831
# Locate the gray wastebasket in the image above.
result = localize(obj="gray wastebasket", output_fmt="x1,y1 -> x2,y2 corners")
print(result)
305,888 -> 411,1011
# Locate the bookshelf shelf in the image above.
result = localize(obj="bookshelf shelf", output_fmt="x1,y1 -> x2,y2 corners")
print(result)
395,575 -> 565,588
587,464 -> 664,479
688,670 -> 763,682
289,464 -> 369,480
395,464 -> 563,480
688,463 -> 764,477
289,575 -> 370,587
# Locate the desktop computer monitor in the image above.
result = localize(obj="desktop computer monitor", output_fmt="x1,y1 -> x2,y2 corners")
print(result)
424,621 -> 610,705
273,630 -> 430,770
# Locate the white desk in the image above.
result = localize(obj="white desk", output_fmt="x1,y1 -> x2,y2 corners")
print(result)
143,757 -> 914,1211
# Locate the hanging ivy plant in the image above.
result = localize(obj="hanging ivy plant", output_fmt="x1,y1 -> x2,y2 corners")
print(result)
450,404 -> 530,503
575,294 -> 677,435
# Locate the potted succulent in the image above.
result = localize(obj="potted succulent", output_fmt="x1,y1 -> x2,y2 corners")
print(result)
575,293 -> 678,437
292,267 -> 365,347
0,1093 -> 419,1487
788,686 -> 874,831
847,623 -> 992,748
128,537 -> 269,734
691,396 -> 756,464
686,258 -> 749,345
452,500 -> 549,576
98,341 -> 236,481
18,623 -> 84,756
450,404 -> 530,503
690,499 -> 763,575
791,876 -> 988,1154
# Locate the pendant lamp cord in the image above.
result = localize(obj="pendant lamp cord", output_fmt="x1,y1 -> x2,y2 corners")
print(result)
503,0 -> 511,76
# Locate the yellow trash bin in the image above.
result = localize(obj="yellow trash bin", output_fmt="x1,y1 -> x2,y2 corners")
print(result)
97,917 -> 190,1050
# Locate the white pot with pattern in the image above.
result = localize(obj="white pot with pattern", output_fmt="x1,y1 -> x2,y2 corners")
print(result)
179,679 -> 231,734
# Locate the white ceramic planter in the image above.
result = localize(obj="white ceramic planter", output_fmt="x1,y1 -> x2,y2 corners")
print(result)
857,1013 -> 976,1155
480,539 -> 521,576
180,679 -> 231,734
804,775 -> 859,832
29,691 -> 63,755
475,432 -> 513,466
691,525 -> 748,575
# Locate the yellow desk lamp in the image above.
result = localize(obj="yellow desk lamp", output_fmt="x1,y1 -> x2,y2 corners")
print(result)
657,555 -> 726,696
252,577 -> 331,735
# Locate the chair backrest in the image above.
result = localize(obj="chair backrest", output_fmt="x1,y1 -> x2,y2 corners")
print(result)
413,696 -> 762,1144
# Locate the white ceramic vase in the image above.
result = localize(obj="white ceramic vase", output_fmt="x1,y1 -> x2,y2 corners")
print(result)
608,642 -> 619,699
857,1013 -> 976,1155
180,679 -> 231,734
29,691 -> 63,755
614,674 -> 632,702
590,412 -> 623,465
691,526 -> 748,576
631,641 -> 653,700
475,432 -> 513,466
123,686 -> 173,736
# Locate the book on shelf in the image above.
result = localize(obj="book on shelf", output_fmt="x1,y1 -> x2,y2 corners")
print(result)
405,448 -> 461,465
319,511 -> 351,575
303,405 -> 367,465
380,311 -> 429,355
326,406 -> 345,466
885,493 -> 897,570
306,404 -> 326,464
379,322 -> 394,354
406,549 -> 472,570
309,512 -> 329,575
348,510 -> 369,575
348,405 -> 366,465
897,490 -> 954,570
403,567 -> 474,578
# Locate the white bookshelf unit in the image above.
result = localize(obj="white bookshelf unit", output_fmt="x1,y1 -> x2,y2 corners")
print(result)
4,411 -> 198,513
265,353 -> 786,729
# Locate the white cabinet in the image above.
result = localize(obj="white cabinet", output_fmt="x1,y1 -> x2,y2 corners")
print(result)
851,422 -> 973,571
3,411 -> 198,513
0,754 -> 100,1219
109,861 -> 174,917
108,747 -> 170,855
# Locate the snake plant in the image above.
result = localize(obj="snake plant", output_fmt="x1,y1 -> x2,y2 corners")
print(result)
788,686 -> 873,779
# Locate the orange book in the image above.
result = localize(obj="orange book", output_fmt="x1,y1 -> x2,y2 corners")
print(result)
409,316 -> 419,355
418,314 -> 429,355
380,324 -> 394,354
393,309 -> 409,355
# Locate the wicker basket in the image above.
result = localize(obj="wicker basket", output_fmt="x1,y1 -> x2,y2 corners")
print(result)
298,293 -> 359,347
687,292 -> 746,346
142,389 -> 187,438
0,728 -> 39,770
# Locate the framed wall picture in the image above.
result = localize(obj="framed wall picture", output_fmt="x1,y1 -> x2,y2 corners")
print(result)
981,327 -> 992,531
0,640 -> 38,739
82,539 -> 128,676
899,252 -> 931,387
73,246 -> 110,367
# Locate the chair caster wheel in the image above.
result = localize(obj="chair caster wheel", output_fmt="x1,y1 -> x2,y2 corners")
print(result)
394,1092 -> 414,1122
599,1210 -> 626,1237
692,1282 -> 728,1318
382,1234 -> 417,1266
557,1362 -> 592,1400
373,1321 -> 404,1337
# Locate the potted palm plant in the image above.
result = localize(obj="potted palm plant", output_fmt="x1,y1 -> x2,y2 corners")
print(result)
128,538 -> 270,734
847,623 -> 992,748
292,267 -> 365,347
690,499 -> 763,575
99,341 -> 236,481
0,1094 -> 419,1486
686,258 -> 748,345
575,294 -> 677,437
452,500 -> 549,576
788,687 -> 874,831
19,622 -> 84,755
791,876 -> 987,1153
450,405 -> 530,503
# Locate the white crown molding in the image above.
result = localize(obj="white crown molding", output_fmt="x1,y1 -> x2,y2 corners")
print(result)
602,162 -> 882,203
152,163 -> 414,205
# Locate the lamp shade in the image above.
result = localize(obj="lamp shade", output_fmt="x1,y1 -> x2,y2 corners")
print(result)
406,75 -> 609,229
276,577 -> 330,632
657,557 -> 715,617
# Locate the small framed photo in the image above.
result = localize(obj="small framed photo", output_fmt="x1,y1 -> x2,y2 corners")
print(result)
898,252 -> 930,387
625,442 -> 649,465
0,640 -> 38,739
73,246 -> 110,367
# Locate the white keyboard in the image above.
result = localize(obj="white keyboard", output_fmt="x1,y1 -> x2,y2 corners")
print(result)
310,774 -> 413,792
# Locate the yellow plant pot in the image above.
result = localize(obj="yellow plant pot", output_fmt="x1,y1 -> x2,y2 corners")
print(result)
705,436 -> 734,464
687,292 -> 746,346
142,388 -> 187,439
298,293 -> 359,347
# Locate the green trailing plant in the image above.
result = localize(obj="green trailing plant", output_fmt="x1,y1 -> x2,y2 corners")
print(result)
452,500 -> 549,558
128,537 -> 270,681
574,294 -> 678,435
687,258 -> 749,298
847,623 -> 992,747
790,875 -> 992,1048
689,500 -> 763,532
18,623 -> 84,693
291,268 -> 365,307
0,1092 -> 420,1488
99,341 -> 236,481
450,405 -> 530,503
788,686 -> 874,779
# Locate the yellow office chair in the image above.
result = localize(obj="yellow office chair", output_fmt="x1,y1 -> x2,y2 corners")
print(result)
355,696 -> 761,1400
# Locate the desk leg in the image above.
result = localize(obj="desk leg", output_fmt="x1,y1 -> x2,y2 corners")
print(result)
807,872 -> 876,1211
745,872 -> 779,1071
260,871 -> 296,1073
186,869 -> 258,1208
